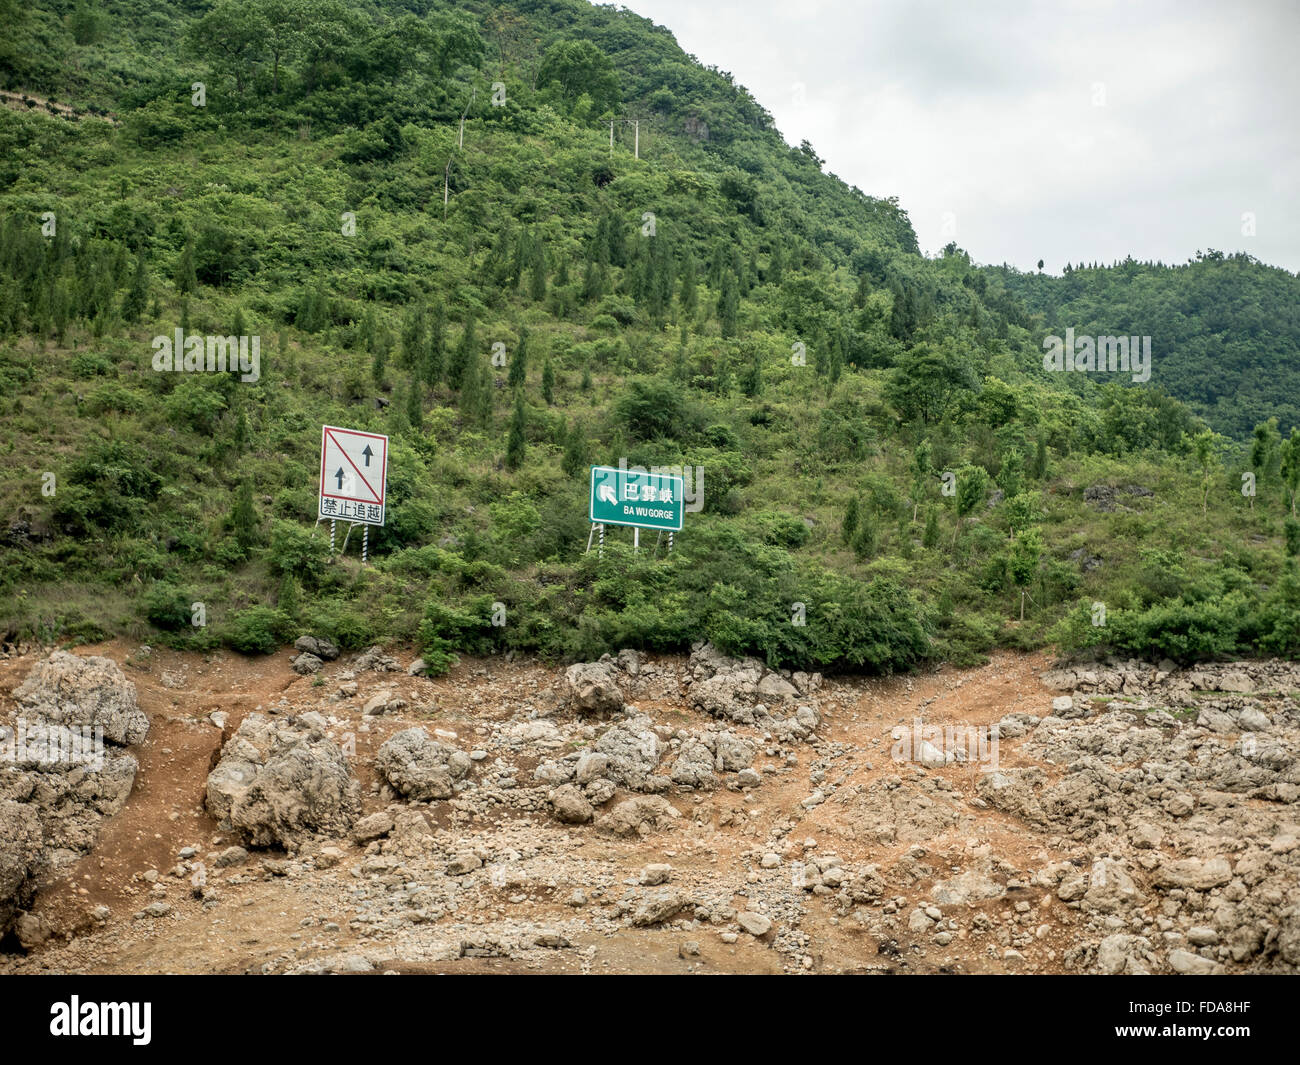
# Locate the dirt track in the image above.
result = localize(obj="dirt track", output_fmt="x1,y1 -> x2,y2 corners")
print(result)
2,641 -> 1295,975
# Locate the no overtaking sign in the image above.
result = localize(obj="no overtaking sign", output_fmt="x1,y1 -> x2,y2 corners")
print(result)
319,425 -> 388,526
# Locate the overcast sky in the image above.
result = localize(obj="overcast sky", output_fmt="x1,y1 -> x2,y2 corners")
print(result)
625,0 -> 1300,274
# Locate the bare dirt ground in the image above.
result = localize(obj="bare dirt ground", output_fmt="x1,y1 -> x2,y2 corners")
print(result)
2,641 -> 1294,975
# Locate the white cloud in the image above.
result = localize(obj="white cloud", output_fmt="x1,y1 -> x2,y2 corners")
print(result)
625,0 -> 1300,272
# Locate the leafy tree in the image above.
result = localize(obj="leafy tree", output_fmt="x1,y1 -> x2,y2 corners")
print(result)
1009,528 -> 1042,620
186,0 -> 267,94
70,1 -> 107,47
1251,417 -> 1281,485
1190,429 -> 1222,517
1286,518 -> 1300,558
910,439 -> 932,521
254,0 -> 304,93
955,464 -> 990,543
884,339 -> 976,425
429,9 -> 486,77
1005,491 -> 1043,541
536,40 -> 620,114
1284,431 -> 1300,517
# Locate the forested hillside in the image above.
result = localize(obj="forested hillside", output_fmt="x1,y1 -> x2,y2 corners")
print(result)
2,0 -> 1299,672
991,255 -> 1300,440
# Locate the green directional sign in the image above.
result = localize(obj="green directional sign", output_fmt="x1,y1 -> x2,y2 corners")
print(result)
589,465 -> 684,531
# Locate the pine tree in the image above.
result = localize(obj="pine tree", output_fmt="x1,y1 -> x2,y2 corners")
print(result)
679,253 -> 698,319
562,419 -> 589,477
718,270 -> 739,338
767,242 -> 784,285
448,314 -> 475,391
508,326 -> 528,390
229,481 -> 257,552
407,376 -> 424,431
529,239 -> 547,301
277,572 -> 300,619
372,342 -> 387,385
842,495 -> 860,544
426,302 -> 446,386
474,356 -> 494,428
1031,435 -> 1048,480
923,506 -> 940,548
851,513 -> 877,560
741,349 -> 762,397
581,258 -> 602,302
120,253 -> 148,323
174,240 -> 197,295
457,363 -> 480,424
233,305 -> 246,337
580,364 -> 592,392
233,409 -> 250,450
361,306 -> 377,352
400,301 -> 426,371
506,392 -> 526,470
541,358 -> 555,404
827,329 -> 844,387
510,230 -> 529,288
708,244 -> 725,288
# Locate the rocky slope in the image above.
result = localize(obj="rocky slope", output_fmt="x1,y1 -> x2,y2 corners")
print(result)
0,640 -> 1297,974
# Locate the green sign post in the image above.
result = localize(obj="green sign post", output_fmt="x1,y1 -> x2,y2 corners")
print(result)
589,464 -> 684,532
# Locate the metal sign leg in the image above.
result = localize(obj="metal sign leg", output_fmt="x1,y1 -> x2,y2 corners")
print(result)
341,522 -> 360,554
598,523 -> 605,559
330,520 -> 336,555
362,524 -> 368,565
634,527 -> 639,555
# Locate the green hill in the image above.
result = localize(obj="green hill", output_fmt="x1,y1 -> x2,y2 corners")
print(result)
2,0 -> 1299,671
989,255 -> 1300,440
